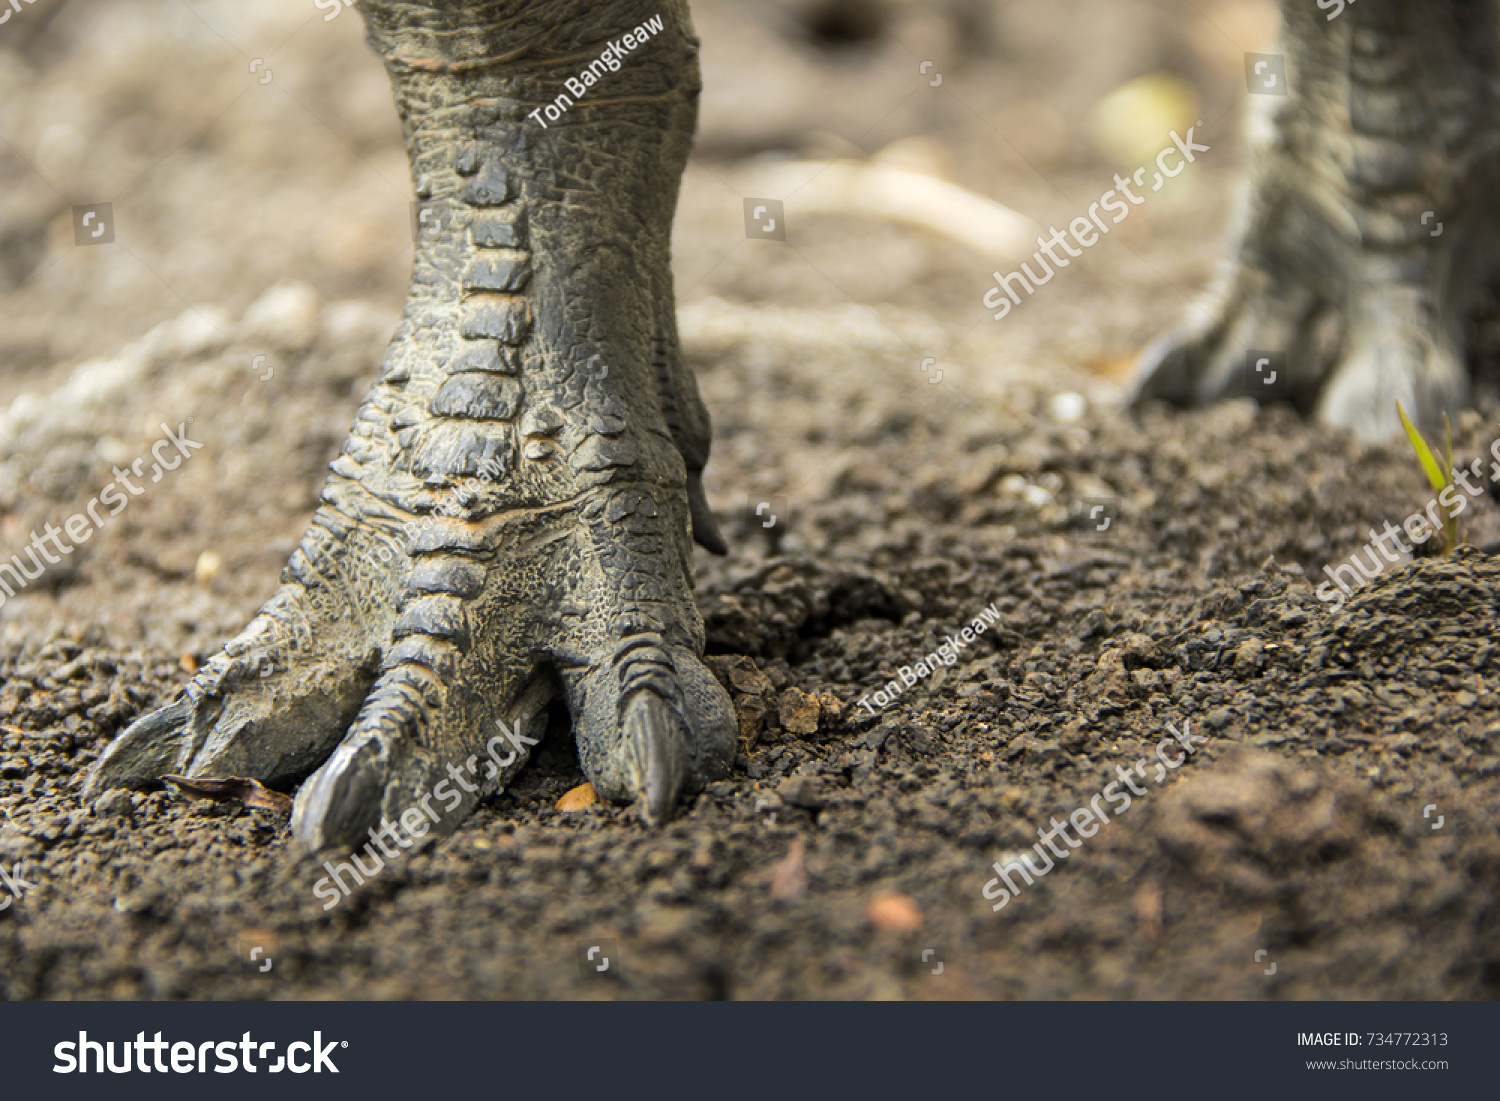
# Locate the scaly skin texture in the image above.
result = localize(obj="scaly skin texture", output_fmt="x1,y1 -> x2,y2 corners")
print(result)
86,0 -> 735,848
1133,0 -> 1500,440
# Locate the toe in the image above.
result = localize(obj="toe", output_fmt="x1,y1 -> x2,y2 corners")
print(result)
86,506 -> 399,799
1131,271 -> 1329,409
563,637 -> 734,824
687,469 -> 728,556
1315,284 -> 1467,440
87,596 -> 379,798
291,646 -> 555,852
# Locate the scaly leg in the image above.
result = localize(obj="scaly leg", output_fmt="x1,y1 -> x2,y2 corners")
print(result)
87,0 -> 734,847
1133,0 -> 1500,440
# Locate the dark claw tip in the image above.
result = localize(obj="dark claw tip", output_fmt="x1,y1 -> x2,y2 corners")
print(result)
688,470 -> 728,556
84,698 -> 195,799
622,690 -> 689,825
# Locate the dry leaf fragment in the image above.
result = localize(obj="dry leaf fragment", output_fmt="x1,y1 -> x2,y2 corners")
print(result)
725,657 -> 774,696
1232,910 -> 1264,938
163,775 -> 292,815
556,782 -> 600,812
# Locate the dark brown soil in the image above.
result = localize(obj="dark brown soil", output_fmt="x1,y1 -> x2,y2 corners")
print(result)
1,0 -> 1498,1000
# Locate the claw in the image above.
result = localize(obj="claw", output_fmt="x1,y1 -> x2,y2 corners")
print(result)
620,690 -> 689,825
687,469 -> 727,556
1129,325 -> 1209,407
84,698 -> 202,799
290,738 -> 390,853
290,662 -> 469,853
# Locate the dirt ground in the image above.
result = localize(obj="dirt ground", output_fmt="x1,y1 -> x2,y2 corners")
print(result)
1,0 -> 1498,1000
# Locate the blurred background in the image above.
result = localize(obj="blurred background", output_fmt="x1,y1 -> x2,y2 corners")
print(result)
0,0 -> 1280,649
0,0 -> 1277,391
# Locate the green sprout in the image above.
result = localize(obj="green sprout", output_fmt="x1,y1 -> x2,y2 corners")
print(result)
1396,400 -> 1458,555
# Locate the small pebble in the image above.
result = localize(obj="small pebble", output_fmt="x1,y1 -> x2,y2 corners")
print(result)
555,782 -> 599,812
194,550 -> 222,586
94,789 -> 134,819
1049,391 -> 1087,423
866,892 -> 924,932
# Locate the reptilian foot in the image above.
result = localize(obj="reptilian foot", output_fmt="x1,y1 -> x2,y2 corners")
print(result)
1133,0 -> 1500,440
87,0 -> 735,846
